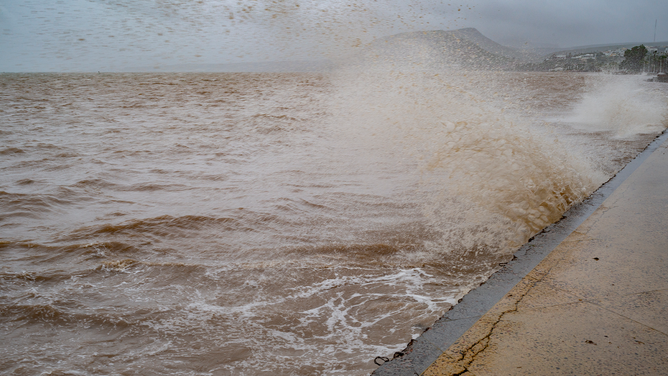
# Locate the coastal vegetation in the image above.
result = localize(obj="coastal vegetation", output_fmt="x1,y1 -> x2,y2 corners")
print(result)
619,45 -> 648,72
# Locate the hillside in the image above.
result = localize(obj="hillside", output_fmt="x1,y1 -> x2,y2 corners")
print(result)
351,28 -> 538,70
448,28 -> 538,61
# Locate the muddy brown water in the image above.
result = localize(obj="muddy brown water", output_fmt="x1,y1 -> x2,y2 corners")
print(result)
1,71 -> 666,375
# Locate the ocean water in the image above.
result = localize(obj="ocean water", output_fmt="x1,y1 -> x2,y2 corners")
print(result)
1,70 -> 667,375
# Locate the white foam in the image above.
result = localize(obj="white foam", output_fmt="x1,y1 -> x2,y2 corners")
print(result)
327,66 -> 608,255
569,75 -> 668,139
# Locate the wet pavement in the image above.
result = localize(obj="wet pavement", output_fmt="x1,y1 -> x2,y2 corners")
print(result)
373,131 -> 668,375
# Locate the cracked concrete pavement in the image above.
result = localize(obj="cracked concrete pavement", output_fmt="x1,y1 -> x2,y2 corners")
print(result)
418,136 -> 668,375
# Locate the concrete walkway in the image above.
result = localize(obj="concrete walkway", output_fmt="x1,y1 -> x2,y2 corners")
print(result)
420,137 -> 668,375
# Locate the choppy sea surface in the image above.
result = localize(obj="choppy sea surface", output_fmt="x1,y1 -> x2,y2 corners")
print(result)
1,70 -> 667,375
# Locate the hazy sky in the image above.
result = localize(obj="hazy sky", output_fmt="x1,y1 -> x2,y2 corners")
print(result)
1,0 -> 667,72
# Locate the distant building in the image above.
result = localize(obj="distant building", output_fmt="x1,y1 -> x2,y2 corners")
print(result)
603,50 -> 623,57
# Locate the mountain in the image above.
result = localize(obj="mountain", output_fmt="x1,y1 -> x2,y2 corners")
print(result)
349,28 -> 540,70
446,28 -> 537,61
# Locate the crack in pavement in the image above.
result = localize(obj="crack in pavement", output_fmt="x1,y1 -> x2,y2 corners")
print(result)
440,259 -> 567,376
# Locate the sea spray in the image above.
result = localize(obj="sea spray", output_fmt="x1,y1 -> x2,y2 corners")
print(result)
571,75 -> 668,138
2,70 -> 667,376
326,64 -> 608,267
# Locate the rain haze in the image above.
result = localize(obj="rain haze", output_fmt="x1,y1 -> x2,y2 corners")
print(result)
2,0 -> 668,72
3,1 -> 668,376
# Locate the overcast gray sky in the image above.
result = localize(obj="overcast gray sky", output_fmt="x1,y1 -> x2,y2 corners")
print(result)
1,0 -> 667,72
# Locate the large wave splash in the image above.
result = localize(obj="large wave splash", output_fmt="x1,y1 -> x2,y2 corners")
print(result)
570,75 -> 668,139
326,63 -> 611,265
